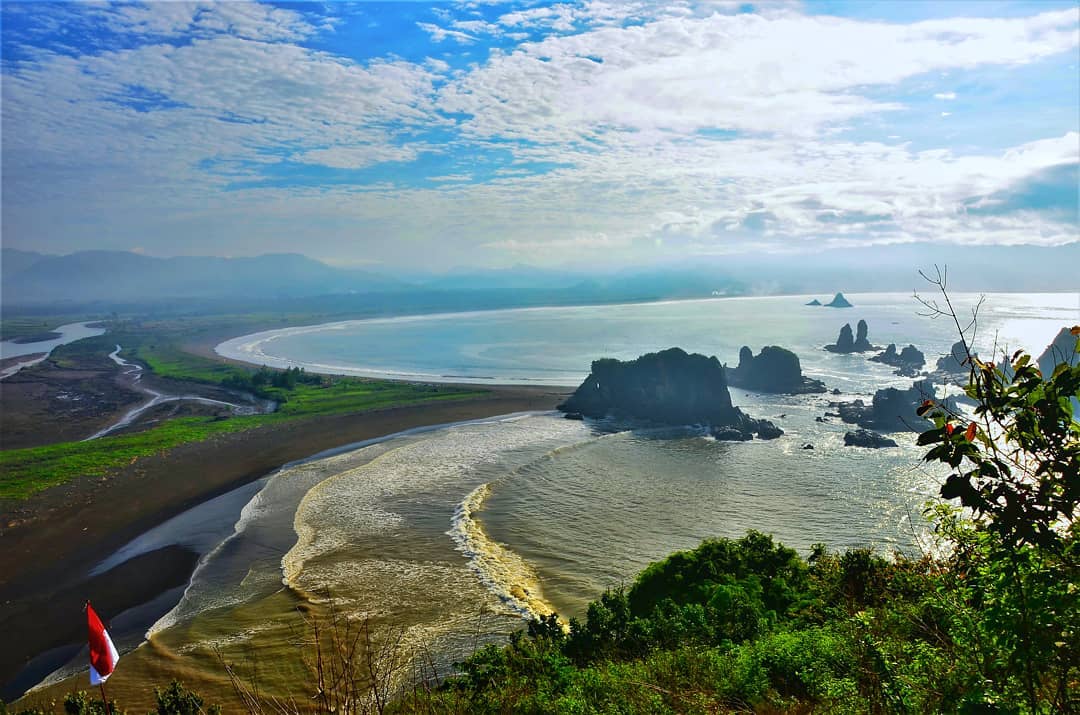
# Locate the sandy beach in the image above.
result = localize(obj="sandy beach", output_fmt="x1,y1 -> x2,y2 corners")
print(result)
0,383 -> 565,697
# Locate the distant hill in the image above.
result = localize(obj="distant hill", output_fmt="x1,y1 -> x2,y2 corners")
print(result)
1,248 -> 50,283
1,249 -> 406,306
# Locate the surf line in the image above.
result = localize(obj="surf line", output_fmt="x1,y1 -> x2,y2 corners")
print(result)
450,482 -> 565,628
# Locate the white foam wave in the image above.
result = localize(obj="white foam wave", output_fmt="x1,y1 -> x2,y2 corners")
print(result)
449,483 -> 558,622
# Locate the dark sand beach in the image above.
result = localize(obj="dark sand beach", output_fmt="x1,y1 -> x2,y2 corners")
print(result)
0,378 -> 565,695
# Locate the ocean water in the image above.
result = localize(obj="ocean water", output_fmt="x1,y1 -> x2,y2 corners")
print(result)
216,292 -> 1078,386
33,293 -> 1079,708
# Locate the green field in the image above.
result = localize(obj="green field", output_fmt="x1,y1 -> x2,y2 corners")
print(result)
1,319 -> 487,500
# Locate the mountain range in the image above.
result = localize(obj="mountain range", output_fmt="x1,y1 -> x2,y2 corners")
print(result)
2,242 -> 1077,311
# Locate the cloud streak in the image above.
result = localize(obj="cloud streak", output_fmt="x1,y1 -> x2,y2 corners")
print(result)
1,1 -> 1077,268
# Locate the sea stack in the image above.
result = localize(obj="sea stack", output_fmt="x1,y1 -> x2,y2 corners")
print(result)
557,347 -> 782,439
805,298 -> 822,306
825,292 -> 853,308
826,320 -> 876,353
836,379 -> 956,432
726,345 -> 827,394
825,323 -> 855,353
870,343 -> 926,377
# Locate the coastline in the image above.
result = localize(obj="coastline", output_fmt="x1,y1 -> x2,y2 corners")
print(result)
0,386 -> 566,696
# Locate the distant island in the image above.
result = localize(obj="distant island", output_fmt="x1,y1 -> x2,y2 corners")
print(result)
558,348 -> 783,440
804,292 -> 852,308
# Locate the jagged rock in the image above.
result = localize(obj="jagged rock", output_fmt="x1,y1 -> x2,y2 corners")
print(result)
837,380 -> 955,432
805,298 -> 822,306
1037,327 -> 1080,412
825,292 -> 853,308
558,348 -> 743,426
1037,327 -> 1080,375
753,419 -> 784,440
826,320 -> 877,353
815,416 -> 827,423
934,340 -> 974,378
712,427 -> 753,441
853,320 -> 876,352
826,323 -> 855,353
726,345 -> 827,394
558,348 -> 780,440
871,343 -> 926,377
844,429 -> 899,448
802,443 -> 814,450
831,388 -> 841,395
563,412 -> 584,420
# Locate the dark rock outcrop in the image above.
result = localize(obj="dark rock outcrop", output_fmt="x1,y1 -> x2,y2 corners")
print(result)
934,340 -> 974,379
870,343 -> 926,377
844,429 -> 898,448
557,348 -> 781,440
826,323 -> 855,353
712,427 -> 753,441
825,292 -> 853,308
805,298 -> 822,306
837,380 -> 955,432
1037,327 -> 1080,375
826,320 -> 877,353
853,320 -> 875,352
726,345 -> 827,394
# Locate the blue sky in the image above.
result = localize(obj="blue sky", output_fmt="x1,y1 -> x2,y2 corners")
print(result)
1,0 -> 1077,269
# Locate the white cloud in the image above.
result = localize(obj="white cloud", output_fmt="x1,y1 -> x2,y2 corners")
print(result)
417,22 -> 477,44
441,9 -> 1077,142
2,2 -> 1077,267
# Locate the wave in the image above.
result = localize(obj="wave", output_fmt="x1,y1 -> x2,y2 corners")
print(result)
448,483 -> 558,623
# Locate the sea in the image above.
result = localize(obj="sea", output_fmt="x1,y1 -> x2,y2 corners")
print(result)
28,292 -> 1080,708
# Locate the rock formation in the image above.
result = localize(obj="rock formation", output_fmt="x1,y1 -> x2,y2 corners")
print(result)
852,320 -> 875,352
557,347 -> 783,440
870,343 -> 926,377
805,298 -> 822,306
934,340 -> 973,379
726,345 -> 827,394
844,429 -> 898,448
825,292 -> 853,308
1037,327 -> 1080,375
836,379 -> 955,432
826,320 -> 877,353
826,323 -> 855,353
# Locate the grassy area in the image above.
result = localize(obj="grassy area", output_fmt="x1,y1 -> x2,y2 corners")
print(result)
0,417 -> 251,500
1,319 -> 487,500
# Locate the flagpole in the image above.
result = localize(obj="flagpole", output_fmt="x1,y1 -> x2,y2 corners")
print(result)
99,680 -> 111,715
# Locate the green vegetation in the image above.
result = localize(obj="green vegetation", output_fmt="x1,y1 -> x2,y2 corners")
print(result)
1,321 -> 484,500
0,417 -> 252,500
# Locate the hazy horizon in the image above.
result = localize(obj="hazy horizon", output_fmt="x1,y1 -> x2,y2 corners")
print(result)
2,1 -> 1078,274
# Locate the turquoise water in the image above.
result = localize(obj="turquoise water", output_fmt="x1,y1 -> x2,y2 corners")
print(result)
216,292 -> 1078,386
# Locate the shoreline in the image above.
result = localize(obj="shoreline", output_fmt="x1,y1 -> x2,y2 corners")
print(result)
0,387 -> 566,697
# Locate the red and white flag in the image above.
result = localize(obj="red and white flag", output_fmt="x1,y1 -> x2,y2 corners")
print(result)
86,602 -> 119,685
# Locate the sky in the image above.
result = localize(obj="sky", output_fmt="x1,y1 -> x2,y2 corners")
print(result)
1,0 -> 1078,271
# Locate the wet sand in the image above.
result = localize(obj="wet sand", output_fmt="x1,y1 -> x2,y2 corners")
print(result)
0,386 -> 565,696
